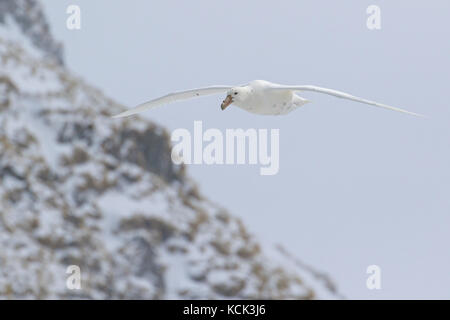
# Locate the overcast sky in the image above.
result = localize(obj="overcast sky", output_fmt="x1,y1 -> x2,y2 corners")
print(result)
44,0 -> 450,299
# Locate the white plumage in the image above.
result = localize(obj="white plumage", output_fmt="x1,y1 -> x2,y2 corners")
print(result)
112,80 -> 423,118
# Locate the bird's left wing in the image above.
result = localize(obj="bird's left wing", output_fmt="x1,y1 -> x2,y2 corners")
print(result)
267,84 -> 425,117
112,86 -> 233,118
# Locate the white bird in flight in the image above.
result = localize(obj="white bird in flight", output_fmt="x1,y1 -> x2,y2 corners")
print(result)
112,80 -> 423,118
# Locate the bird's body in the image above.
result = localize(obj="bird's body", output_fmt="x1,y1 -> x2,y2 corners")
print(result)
112,80 -> 423,118
232,80 -> 309,115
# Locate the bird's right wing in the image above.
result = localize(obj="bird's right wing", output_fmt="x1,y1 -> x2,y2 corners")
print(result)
112,85 -> 233,118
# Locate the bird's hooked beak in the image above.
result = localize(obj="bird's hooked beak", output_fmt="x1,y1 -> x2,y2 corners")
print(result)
221,95 -> 233,110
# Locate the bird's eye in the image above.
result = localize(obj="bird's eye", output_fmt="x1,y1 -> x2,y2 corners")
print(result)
234,92 -> 238,95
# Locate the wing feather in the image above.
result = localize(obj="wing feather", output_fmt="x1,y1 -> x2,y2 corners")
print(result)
112,86 -> 232,118
268,84 -> 425,117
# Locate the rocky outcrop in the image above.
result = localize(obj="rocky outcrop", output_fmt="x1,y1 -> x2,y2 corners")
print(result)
0,0 -> 63,65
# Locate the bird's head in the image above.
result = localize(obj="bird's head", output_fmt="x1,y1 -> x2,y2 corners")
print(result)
221,86 -> 250,110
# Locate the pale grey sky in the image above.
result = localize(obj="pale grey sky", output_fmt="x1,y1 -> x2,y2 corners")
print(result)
44,0 -> 450,299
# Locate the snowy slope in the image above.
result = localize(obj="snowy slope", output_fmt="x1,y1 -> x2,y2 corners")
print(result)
0,0 -> 340,299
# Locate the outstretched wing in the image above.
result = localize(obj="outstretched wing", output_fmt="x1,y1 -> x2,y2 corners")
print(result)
112,86 -> 233,118
268,84 -> 425,117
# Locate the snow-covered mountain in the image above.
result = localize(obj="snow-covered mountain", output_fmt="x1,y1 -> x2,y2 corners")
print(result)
0,0 -> 340,299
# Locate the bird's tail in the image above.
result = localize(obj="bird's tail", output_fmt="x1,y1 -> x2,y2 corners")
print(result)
294,95 -> 311,107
